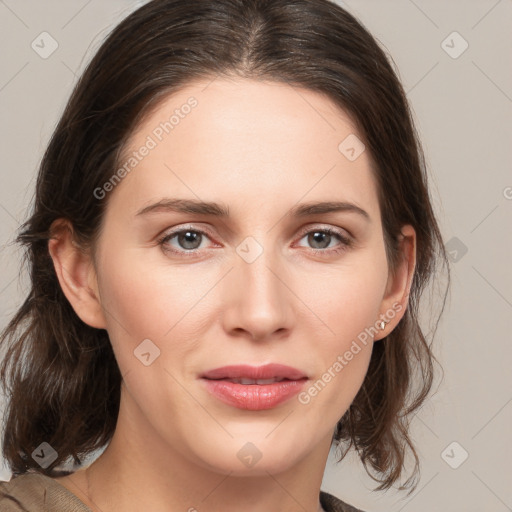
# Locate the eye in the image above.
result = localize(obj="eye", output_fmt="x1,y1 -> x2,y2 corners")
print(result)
295,226 -> 353,256
157,226 -> 215,257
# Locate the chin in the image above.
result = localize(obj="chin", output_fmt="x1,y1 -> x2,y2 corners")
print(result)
190,437 -> 304,476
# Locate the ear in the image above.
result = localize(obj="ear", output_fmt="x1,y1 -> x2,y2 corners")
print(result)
48,219 -> 107,329
374,224 -> 416,341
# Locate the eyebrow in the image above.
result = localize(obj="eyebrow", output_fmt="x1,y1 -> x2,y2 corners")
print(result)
135,198 -> 371,222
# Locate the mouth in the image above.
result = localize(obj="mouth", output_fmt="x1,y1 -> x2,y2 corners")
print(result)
200,364 -> 308,410
200,363 -> 307,381
206,376 -> 293,385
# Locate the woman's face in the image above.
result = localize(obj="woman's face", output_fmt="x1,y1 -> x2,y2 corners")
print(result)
76,77 -> 413,475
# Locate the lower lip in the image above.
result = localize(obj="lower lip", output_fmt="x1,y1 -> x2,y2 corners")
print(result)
201,378 -> 308,410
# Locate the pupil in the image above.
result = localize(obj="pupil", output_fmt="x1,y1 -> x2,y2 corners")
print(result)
310,232 -> 329,249
180,231 -> 201,249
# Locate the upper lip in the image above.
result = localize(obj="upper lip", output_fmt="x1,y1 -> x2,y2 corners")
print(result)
200,363 -> 307,380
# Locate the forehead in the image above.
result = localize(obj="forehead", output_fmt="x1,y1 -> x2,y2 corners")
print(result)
109,77 -> 379,221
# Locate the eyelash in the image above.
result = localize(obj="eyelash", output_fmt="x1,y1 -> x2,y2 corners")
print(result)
156,224 -> 353,259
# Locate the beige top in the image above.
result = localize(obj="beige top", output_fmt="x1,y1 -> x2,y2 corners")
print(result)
0,472 -> 364,512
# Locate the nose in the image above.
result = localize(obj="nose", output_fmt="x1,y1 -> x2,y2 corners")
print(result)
221,240 -> 295,342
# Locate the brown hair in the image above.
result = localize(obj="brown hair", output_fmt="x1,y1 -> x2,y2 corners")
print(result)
0,0 -> 450,494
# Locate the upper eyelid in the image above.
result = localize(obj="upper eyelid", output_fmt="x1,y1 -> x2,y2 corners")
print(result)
296,223 -> 351,238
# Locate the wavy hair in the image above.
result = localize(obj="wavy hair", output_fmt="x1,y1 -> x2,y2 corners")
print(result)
0,0 -> 450,494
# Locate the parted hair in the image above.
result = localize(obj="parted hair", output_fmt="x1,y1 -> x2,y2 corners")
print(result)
0,0 -> 449,493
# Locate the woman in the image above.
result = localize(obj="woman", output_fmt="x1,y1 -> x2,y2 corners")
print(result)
0,0 -> 450,511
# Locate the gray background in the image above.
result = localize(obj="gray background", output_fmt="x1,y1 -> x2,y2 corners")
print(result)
0,1 -> 511,511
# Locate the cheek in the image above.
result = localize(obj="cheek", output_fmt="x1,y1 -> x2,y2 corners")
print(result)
294,257 -> 387,406
95,248 -> 215,371
298,280 -> 377,418
300,257 -> 388,342
94,256 -> 163,344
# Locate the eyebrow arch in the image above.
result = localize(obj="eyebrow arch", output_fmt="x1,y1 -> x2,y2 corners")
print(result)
135,198 -> 371,222
291,201 -> 371,221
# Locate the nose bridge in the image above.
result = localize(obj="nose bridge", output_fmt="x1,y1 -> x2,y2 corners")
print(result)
240,238 -> 280,298
222,233 -> 293,338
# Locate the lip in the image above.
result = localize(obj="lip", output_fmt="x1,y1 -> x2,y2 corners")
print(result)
200,363 -> 307,380
200,364 -> 308,410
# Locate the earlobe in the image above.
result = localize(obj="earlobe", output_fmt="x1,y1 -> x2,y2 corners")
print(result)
375,225 -> 416,340
48,219 -> 107,330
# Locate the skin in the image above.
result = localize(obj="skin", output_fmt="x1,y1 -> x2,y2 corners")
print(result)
48,77 -> 416,512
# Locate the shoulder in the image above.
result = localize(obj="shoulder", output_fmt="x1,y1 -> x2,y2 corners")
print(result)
0,472 -> 92,512
320,489 -> 366,512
